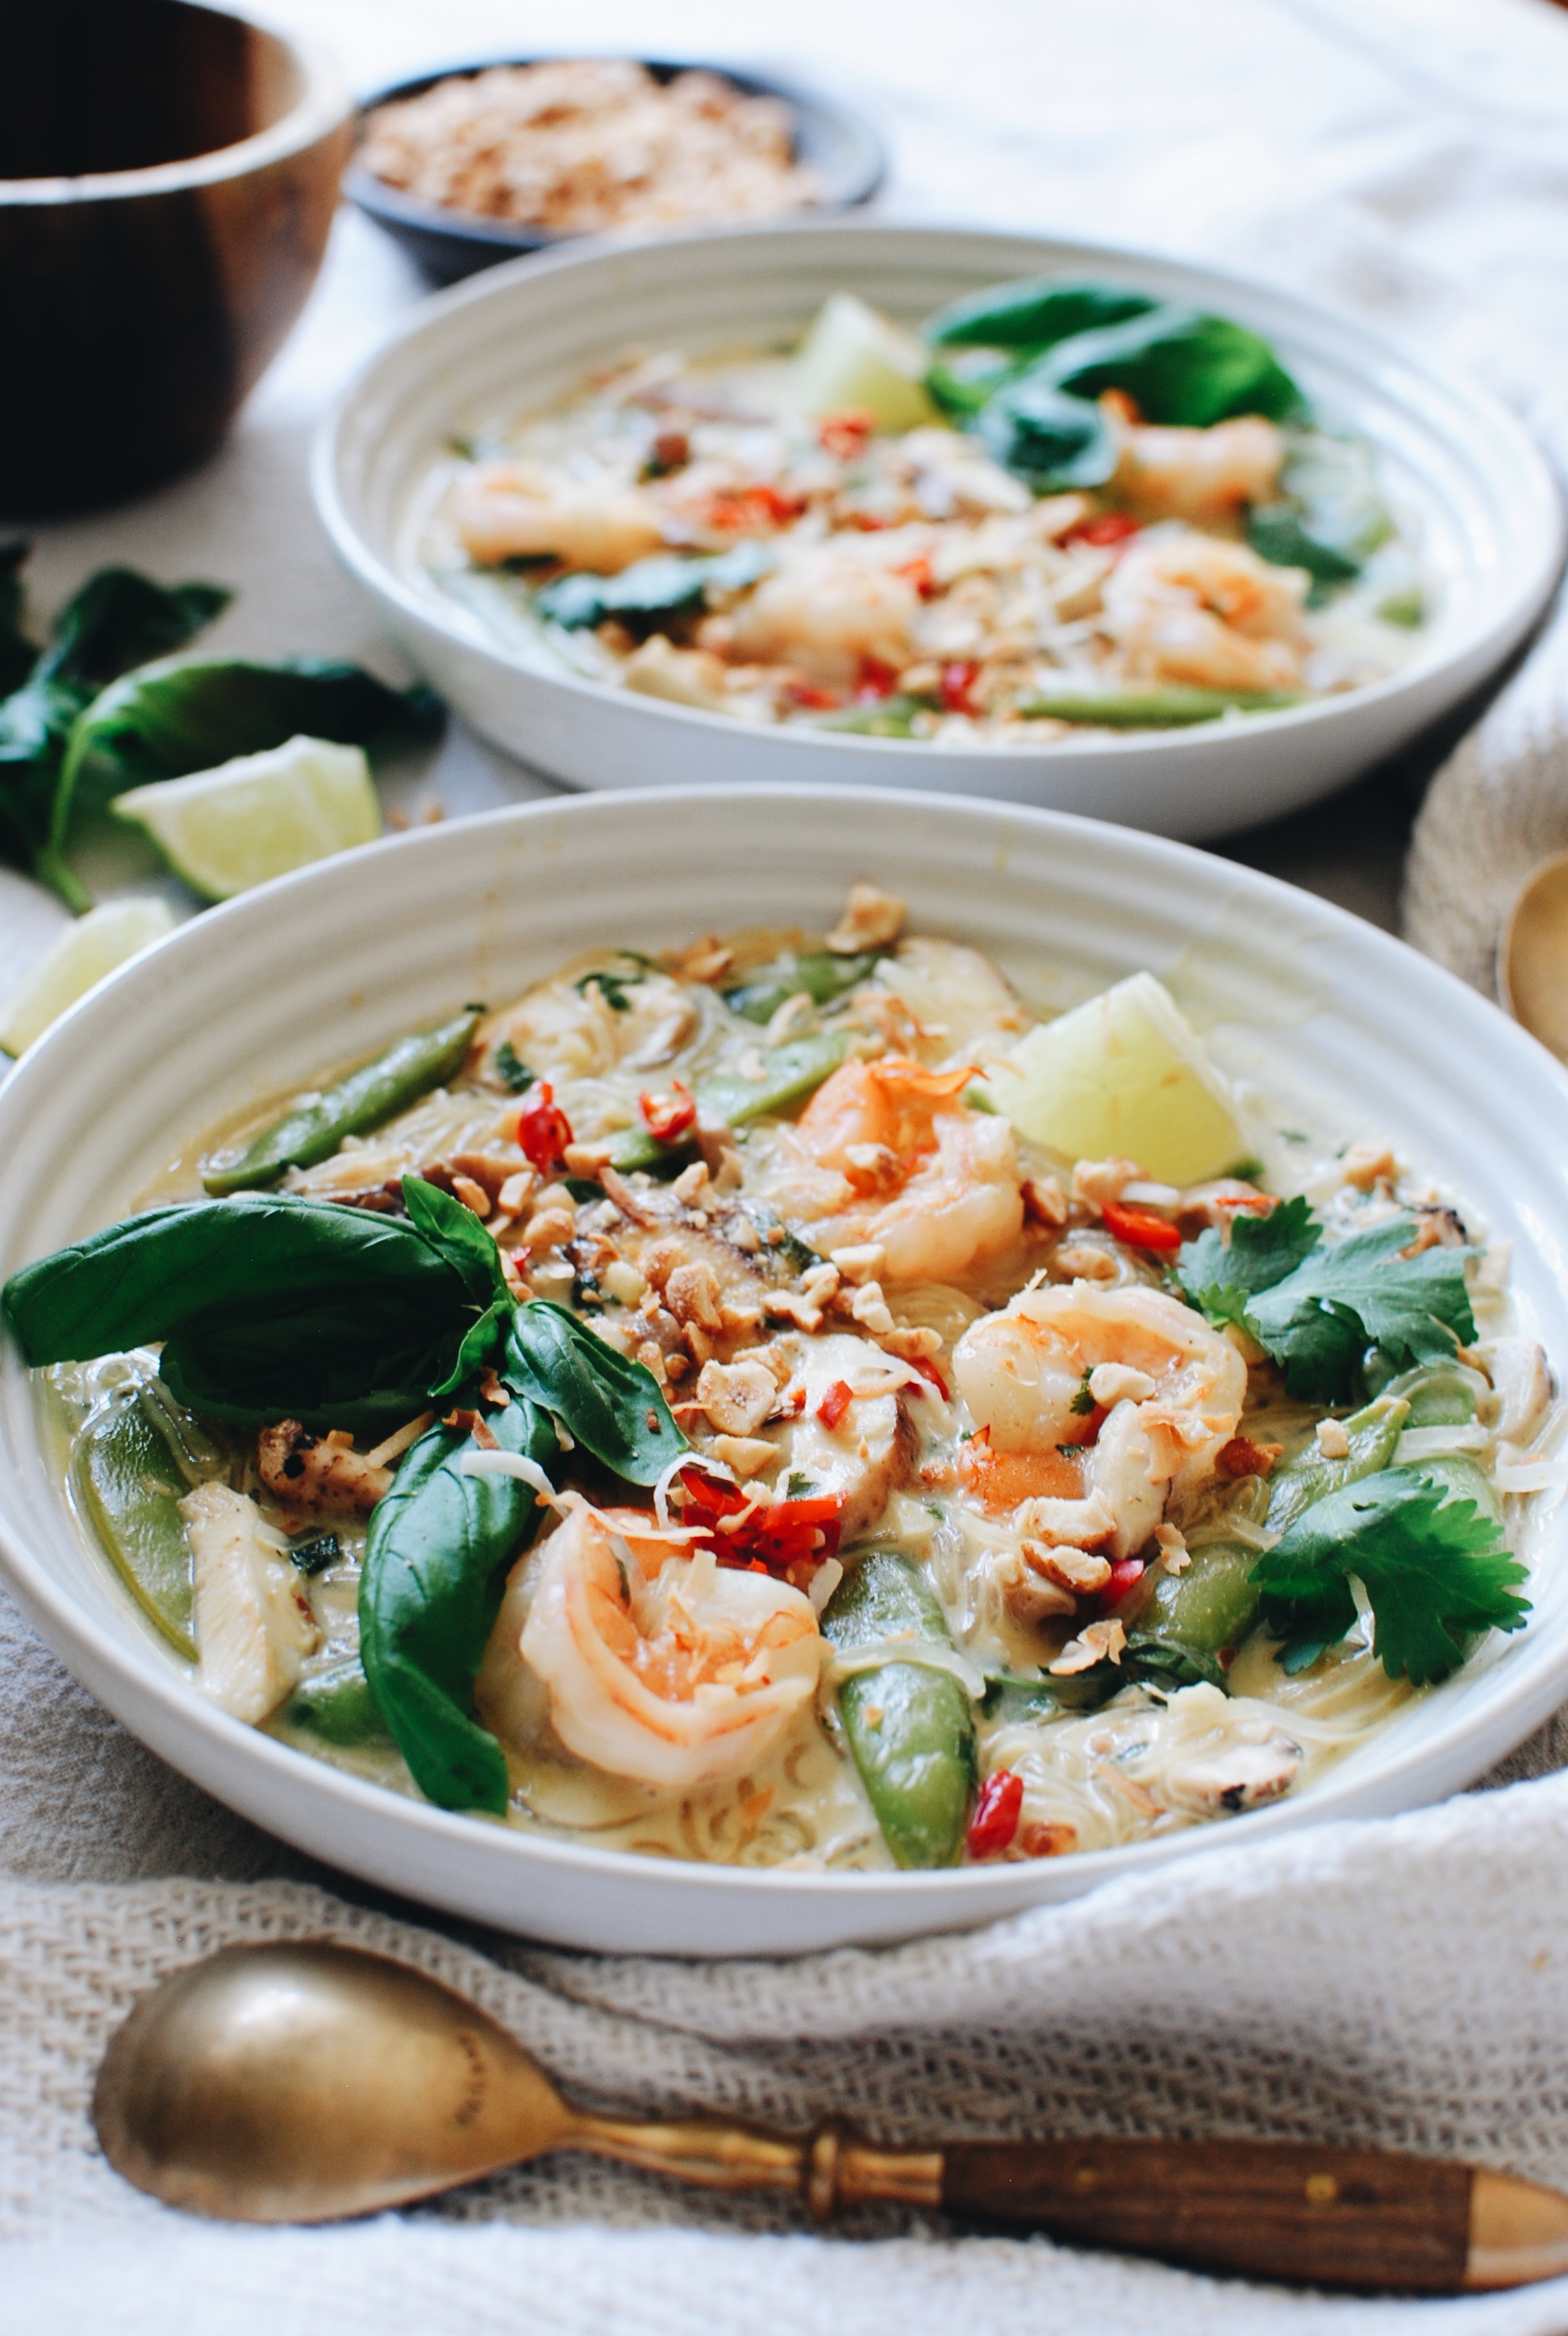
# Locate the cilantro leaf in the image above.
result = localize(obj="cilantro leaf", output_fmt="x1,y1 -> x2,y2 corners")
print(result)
1177,1195 -> 1320,1331
1252,1466 -> 1528,1685
1177,1202 -> 1474,1402
1247,1220 -> 1473,1401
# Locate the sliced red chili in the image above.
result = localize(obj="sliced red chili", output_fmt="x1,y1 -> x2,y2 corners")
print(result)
855,655 -> 902,701
909,1354 -> 950,1400
1069,511 -> 1142,548
706,484 -> 804,532
639,1078 -> 696,1145
940,660 -> 982,715
966,1769 -> 1024,1860
1099,1557 -> 1146,1612
817,409 -> 874,458
786,680 -> 844,710
1101,1199 -> 1182,1254
894,553 -> 938,600
515,1079 -> 573,1174
816,1379 -> 853,1429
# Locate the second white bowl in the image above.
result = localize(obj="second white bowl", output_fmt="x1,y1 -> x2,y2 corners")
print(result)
315,219 -> 1562,842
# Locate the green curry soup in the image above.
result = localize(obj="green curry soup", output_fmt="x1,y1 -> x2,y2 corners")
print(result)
415,275 -> 1428,744
7,887 -> 1553,1873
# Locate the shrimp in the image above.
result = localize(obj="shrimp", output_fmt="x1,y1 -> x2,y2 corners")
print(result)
449,460 -> 666,574
951,1281 -> 1246,1558
1102,529 -> 1309,691
764,1331 -> 920,1534
721,541 -> 920,688
515,1500 -> 822,1788
480,964 -> 695,1081
1110,413 -> 1284,527
776,1055 -> 1024,1283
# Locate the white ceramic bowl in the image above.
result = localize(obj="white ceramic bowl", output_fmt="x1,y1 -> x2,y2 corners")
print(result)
2,788 -> 1567,1954
315,220 -> 1562,843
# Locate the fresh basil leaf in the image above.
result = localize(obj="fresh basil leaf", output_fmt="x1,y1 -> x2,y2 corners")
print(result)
402,1174 -> 509,1309
535,541 -> 775,633
51,655 -> 441,853
503,1300 -> 686,1484
428,1298 -> 513,1404
38,568 -> 231,693
1041,307 -> 1308,428
361,1395 -> 557,1812
3,1193 -> 481,1430
0,673 -> 81,885
973,369 -> 1118,490
924,279 -> 1159,352
159,1290 -> 461,1430
1253,1466 -> 1528,1684
1249,434 -> 1392,586
925,350 -> 1024,417
3,1195 -> 460,1363
0,559 -> 227,904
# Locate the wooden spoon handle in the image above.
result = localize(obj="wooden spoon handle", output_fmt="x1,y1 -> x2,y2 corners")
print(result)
940,2137 -> 1472,2291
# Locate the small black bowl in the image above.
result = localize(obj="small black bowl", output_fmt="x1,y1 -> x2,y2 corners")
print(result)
344,56 -> 885,286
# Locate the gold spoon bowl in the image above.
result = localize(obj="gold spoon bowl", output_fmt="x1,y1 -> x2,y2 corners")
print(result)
1499,850 -> 1568,1064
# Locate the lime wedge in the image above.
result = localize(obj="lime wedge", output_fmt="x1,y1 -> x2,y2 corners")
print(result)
1,896 -> 177,1057
791,293 -> 938,432
983,971 -> 1246,1184
111,734 -> 381,901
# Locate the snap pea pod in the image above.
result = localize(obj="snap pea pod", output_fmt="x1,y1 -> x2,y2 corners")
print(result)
823,1550 -> 976,1869
599,1032 -> 849,1175
1127,1394 -> 1411,1685
1015,686 -> 1304,729
74,1394 -> 198,1658
1380,1362 -> 1480,1429
1125,1541 -> 1261,1690
981,1664 -> 1123,1724
286,1656 -> 390,1746
724,951 -> 883,1027
202,1010 -> 482,1195
1264,1394 -> 1411,1537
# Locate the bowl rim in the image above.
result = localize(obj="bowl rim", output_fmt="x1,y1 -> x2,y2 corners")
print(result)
0,0 -> 351,206
311,214 -> 1566,769
5,782 -> 1568,1933
344,52 -> 886,257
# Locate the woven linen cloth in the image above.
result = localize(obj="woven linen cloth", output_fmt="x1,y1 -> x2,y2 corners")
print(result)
11,1 -> 1568,2330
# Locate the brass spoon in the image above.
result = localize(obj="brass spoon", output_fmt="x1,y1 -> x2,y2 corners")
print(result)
94,1940 -> 1568,2293
1499,851 -> 1568,1062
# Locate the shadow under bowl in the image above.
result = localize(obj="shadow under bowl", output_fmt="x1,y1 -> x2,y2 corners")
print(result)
344,56 -> 885,286
0,0 -> 352,517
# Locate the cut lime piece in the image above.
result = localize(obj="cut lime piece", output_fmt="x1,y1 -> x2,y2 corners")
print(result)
0,895 -> 177,1057
983,970 -> 1245,1184
111,734 -> 381,901
791,293 -> 938,431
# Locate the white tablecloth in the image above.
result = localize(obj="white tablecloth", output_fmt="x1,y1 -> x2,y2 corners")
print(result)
9,4 -> 1568,2330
